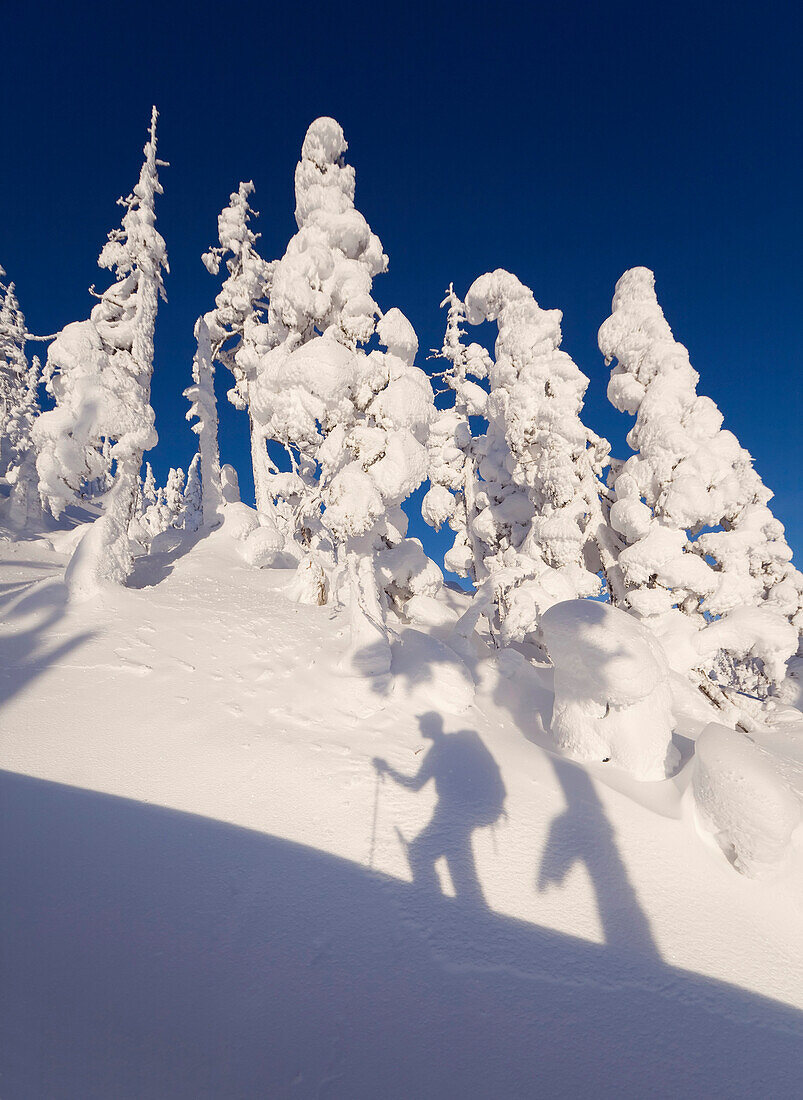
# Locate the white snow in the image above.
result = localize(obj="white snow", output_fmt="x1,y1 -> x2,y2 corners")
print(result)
540,599 -> 678,780
692,723 -> 801,877
0,529 -> 801,1097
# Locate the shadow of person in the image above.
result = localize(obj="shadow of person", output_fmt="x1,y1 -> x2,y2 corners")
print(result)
373,713 -> 506,907
538,755 -> 660,961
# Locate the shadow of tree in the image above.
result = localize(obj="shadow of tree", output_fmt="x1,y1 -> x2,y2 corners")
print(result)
127,528 -> 211,590
1,770 -> 799,1099
0,575 -> 94,712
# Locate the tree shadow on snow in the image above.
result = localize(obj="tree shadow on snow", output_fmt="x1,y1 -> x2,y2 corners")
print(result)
127,528 -> 212,590
1,770 -> 800,1100
0,577 -> 93,713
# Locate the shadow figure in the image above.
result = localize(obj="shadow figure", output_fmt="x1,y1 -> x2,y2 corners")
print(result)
373,712 -> 505,906
538,755 -> 660,961
359,627 -> 667,961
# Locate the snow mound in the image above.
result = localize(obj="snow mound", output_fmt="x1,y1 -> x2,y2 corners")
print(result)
220,463 -> 240,504
692,723 -> 801,878
221,502 -> 259,541
238,522 -> 284,568
404,594 -> 458,630
540,599 -> 678,780
777,656 -> 803,710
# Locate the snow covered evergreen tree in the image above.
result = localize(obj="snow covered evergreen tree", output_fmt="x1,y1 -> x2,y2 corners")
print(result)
6,355 -> 43,528
599,266 -> 800,700
201,182 -> 274,514
239,118 -> 436,673
164,466 -> 185,525
421,285 -> 492,583
0,272 -> 32,479
184,315 -> 223,527
458,269 -> 616,646
183,453 -> 203,532
34,108 -> 168,596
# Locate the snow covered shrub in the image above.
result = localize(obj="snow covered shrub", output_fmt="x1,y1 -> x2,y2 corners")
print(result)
459,270 -> 617,646
599,267 -> 802,700
287,554 -> 329,605
376,537 -> 444,616
776,656 -> 803,711
238,520 -> 285,568
34,108 -> 168,597
540,599 -> 678,780
692,723 -> 800,877
220,464 -> 240,503
222,502 -> 260,541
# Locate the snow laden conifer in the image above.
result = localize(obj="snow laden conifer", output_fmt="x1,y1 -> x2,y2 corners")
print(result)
0,273 -> 31,476
184,315 -> 223,527
421,285 -> 492,583
240,118 -> 436,674
0,272 -> 45,528
6,355 -> 44,528
164,466 -> 185,524
459,270 -> 616,646
201,182 -> 274,514
599,267 -> 800,700
182,453 -> 203,532
34,108 -> 168,597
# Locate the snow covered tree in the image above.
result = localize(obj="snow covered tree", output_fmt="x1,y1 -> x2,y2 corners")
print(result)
236,116 -> 389,540
182,453 -> 202,532
239,118 -> 436,673
458,269 -> 616,647
164,466 -> 185,524
184,315 -> 223,527
598,266 -> 800,700
201,182 -> 274,513
0,272 -> 32,478
133,461 -> 161,541
421,285 -> 492,583
34,108 -> 168,597
142,461 -> 158,510
6,354 -> 43,528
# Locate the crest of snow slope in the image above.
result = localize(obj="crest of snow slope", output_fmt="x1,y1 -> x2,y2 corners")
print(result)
0,532 -> 801,1095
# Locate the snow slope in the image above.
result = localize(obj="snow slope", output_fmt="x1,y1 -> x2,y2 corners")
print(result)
1,523 -> 801,1098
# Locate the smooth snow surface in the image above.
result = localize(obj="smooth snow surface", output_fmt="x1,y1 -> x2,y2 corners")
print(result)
1,529 -> 801,1098
692,722 -> 801,877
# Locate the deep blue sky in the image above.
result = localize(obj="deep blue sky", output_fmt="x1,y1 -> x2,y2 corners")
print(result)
3,1 -> 801,571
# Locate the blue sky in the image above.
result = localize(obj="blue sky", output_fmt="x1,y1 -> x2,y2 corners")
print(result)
2,1 -> 801,571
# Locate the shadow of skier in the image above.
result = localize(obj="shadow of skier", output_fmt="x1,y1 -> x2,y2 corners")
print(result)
373,712 -> 505,907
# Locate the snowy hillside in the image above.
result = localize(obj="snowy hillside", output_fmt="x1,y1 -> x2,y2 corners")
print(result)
2,108 -> 802,1098
1,516 -> 801,1098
